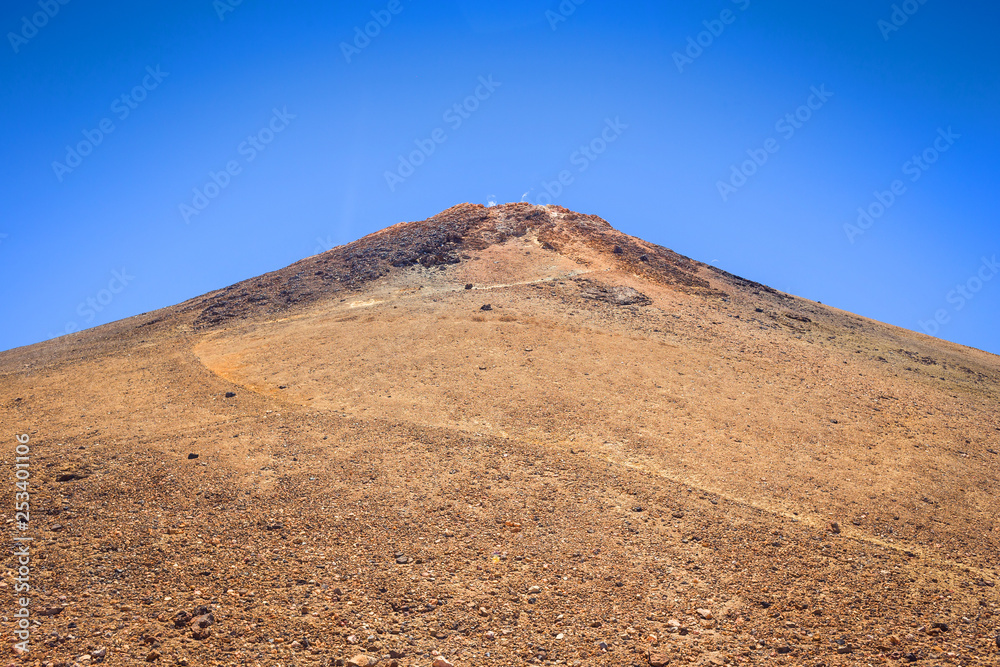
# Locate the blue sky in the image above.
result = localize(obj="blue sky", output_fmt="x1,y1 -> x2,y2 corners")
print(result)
2,0 -> 998,354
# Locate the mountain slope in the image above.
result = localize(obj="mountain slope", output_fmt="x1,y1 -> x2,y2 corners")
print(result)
1,203 -> 998,667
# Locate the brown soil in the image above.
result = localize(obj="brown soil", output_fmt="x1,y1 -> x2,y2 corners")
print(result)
1,203 -> 998,667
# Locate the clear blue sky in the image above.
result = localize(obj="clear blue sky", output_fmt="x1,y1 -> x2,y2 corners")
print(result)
2,0 -> 998,354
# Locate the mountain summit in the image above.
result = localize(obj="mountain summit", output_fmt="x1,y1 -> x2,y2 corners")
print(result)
185,203 -> 720,328
2,205 -> 998,665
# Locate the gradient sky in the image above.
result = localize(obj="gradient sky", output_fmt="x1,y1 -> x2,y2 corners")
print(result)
2,0 -> 998,354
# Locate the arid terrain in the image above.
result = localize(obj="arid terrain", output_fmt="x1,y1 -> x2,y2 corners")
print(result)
2,202 -> 998,667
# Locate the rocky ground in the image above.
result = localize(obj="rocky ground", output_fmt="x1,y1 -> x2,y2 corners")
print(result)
1,204 -> 998,666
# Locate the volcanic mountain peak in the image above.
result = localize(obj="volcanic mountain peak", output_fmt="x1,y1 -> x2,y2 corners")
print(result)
381,201 -> 616,242
2,204 -> 1000,666
339,201 -> 617,270
185,203 -> 718,329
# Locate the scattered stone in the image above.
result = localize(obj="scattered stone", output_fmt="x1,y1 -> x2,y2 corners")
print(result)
648,653 -> 670,667
432,659 -> 455,667
187,453 -> 199,459
224,392 -> 236,398
347,655 -> 375,667
672,511 -> 684,519
465,284 -> 473,290
395,555 -> 409,564
145,650 -> 160,662
190,611 -> 214,640
696,608 -> 713,620
480,304 -> 492,311
830,521 -> 841,534
613,245 -> 623,254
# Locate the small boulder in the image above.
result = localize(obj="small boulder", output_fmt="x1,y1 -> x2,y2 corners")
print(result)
649,652 -> 670,667
190,612 -> 214,640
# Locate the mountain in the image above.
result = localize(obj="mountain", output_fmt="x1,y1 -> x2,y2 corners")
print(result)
2,203 -> 998,666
